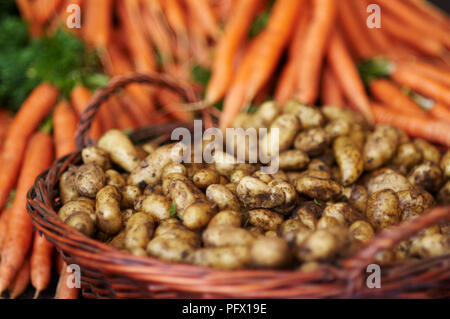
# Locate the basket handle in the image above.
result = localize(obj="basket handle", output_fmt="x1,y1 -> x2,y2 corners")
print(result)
75,72 -> 200,149
343,205 -> 450,283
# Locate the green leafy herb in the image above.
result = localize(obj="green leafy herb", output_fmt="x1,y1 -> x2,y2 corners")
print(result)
169,202 -> 181,220
248,1 -> 275,38
0,17 -> 107,111
39,115 -> 54,134
191,64 -> 211,87
357,57 -> 394,87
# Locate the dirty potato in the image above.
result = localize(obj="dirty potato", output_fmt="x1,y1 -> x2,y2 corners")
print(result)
247,209 -> 283,231
124,213 -> 155,254
414,139 -> 441,164
251,237 -> 291,268
322,202 -> 361,226
193,169 -> 220,189
136,194 -> 172,223
188,246 -> 251,270
397,188 -> 435,220
58,197 -> 95,222
295,176 -> 342,201
59,165 -> 79,204
349,220 -> 374,244
333,136 -> 364,186
366,170 -> 412,195
75,163 -> 105,198
120,185 -> 142,209
392,143 -> 422,170
236,176 -> 284,209
407,161 -> 443,192
366,189 -> 400,230
169,178 -> 207,213
82,146 -> 111,170
206,184 -> 240,211
259,114 -> 300,158
147,237 -> 196,263
438,181 -> 450,205
284,100 -> 325,129
208,210 -> 242,228
203,225 -> 255,247
297,227 -> 347,262
182,202 -> 214,230
410,234 -> 450,258
364,124 -> 399,170
348,185 -> 368,213
294,127 -> 329,157
64,212 -> 95,237
277,149 -> 310,171
440,150 -> 450,179
105,169 -> 126,189
95,185 -> 122,234
98,130 -> 140,172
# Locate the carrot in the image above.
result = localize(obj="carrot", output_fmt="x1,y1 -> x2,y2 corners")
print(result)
8,257 -> 31,299
391,66 -> 450,106
17,0 -> 43,38
48,0 -> 84,35
120,94 -> 152,128
408,0 -> 450,31
274,61 -> 297,104
34,0 -> 63,25
107,97 -> 137,130
70,86 -> 103,140
205,0 -> 262,104
220,0 -> 305,130
429,102 -> 450,123
321,66 -> 345,107
396,60 -> 450,88
369,79 -> 428,117
184,0 -> 221,40
30,233 -> 54,298
295,0 -> 336,104
53,101 -> 78,158
0,132 -> 54,295
55,262 -> 80,299
0,209 -> 10,253
83,0 -> 113,48
0,111 -> 12,152
188,10 -> 213,68
381,12 -> 445,57
0,83 -> 58,212
327,30 -> 374,124
371,103 -> 450,147
156,89 -> 194,123
97,102 -> 116,133
161,0 -> 190,61
337,0 -> 375,59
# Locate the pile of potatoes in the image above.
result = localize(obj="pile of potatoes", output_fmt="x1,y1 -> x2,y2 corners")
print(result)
58,100 -> 450,270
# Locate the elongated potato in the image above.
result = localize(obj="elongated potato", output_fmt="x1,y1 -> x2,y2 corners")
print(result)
136,194 -> 172,223
208,210 -> 242,228
82,146 -> 111,170
162,163 -> 187,179
277,149 -> 310,171
120,185 -> 142,209
58,197 -> 95,222
284,100 -> 325,129
259,114 -> 300,158
410,234 -> 450,258
147,237 -> 196,263
205,184 -> 240,211
392,143 -> 422,170
192,169 -> 220,189
349,220 -> 374,244
322,202 -> 361,226
182,202 -> 214,230
348,185 -> 368,213
75,163 -> 105,198
169,178 -> 207,214
188,246 -> 251,270
297,227 -> 347,262
236,176 -> 284,209
98,130 -> 140,172
407,161 -> 443,192
251,237 -> 290,268
291,204 -> 318,231
95,185 -> 122,234
247,209 -> 283,231
124,213 -> 155,254
440,150 -> 450,179
105,169 -> 126,189
333,136 -> 364,186
414,139 -> 441,164
366,170 -> 412,195
366,189 -> 400,230
59,165 -> 79,204
295,176 -> 342,201
364,124 -> 399,170
294,127 -> 329,157
203,225 -> 255,247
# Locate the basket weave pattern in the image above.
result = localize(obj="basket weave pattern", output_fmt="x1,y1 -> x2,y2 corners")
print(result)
27,73 -> 450,298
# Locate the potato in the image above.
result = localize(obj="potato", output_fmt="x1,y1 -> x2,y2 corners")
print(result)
141,141 -> 158,155
348,125 -> 366,150
105,170 -> 126,189
121,209 -> 136,225
236,176 -> 284,209
124,213 -> 155,253
291,204 -> 318,231
317,216 -> 343,230
162,163 -> 187,179
193,169 -> 220,190
98,130 -> 140,172
300,169 -> 331,180
322,202 -> 361,226
136,194 -> 172,223
297,227 -> 347,262
153,218 -> 182,237
295,176 -> 342,201
364,124 -> 399,170
246,226 -> 265,238
366,189 -> 400,230
169,178 -> 207,214
64,212 -> 95,237
278,219 -> 306,237
410,233 -> 450,258
203,225 -> 255,247
397,188 -> 435,220
255,100 -> 280,125
252,171 -> 273,183
407,161 -> 443,192
321,105 -> 365,127
348,185 -> 368,213
205,184 -> 240,211
259,114 -> 300,158
95,185 -> 122,234
75,163 -> 105,198
109,231 -> 126,250
208,210 -> 242,228
438,180 -> 450,205
366,170 -> 412,195
277,149 -> 310,171
82,146 -> 111,170
414,138 -> 441,164
188,246 -> 251,270
333,136 -> 364,186
58,197 -> 95,222
59,165 -> 79,204
182,202 -> 214,230
325,119 -> 351,141
392,143 -> 422,170
307,159 -> 331,173
155,227 -> 200,248
284,100 -> 325,129
147,237 -> 196,263
229,169 -> 250,184
128,143 -> 183,187
294,127 -> 329,157
247,209 -> 283,231
120,185 -> 142,209
251,237 -> 290,268
269,180 -> 297,214
349,220 -> 374,244
440,150 -> 450,179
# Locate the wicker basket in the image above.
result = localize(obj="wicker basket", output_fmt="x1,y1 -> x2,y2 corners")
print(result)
26,73 -> 450,299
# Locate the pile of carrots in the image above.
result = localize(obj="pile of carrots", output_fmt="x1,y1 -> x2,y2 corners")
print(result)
0,0 -> 449,299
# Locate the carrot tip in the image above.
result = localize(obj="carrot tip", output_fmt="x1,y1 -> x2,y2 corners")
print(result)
33,289 -> 41,299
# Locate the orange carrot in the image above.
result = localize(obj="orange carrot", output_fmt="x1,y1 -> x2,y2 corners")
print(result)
220,0 -> 305,130
0,111 -> 12,152
188,10 -> 213,68
30,233 -> 54,297
371,103 -> 450,147
156,89 -> 194,123
0,83 -> 58,212
397,60 -> 450,87
321,66 -> 345,107
274,61 -> 297,104
17,0 -> 43,38
8,257 -> 30,299
120,94 -> 152,128
108,97 -> 136,130
408,0 -> 450,31
205,0 -> 262,104
97,102 -> 116,133
296,0 -> 336,104
327,30 -> 374,124
55,262 -> 80,299
34,0 -> 63,25
429,102 -> 450,123
369,78 -> 428,117
70,86 -> 103,140
337,0 -> 375,59
53,101 -> 78,158
162,0 -> 190,61
0,132 -> 54,295
48,0 -> 84,35
184,0 -> 221,40
391,66 -> 450,106
0,209 -> 10,253
83,0 -> 112,48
